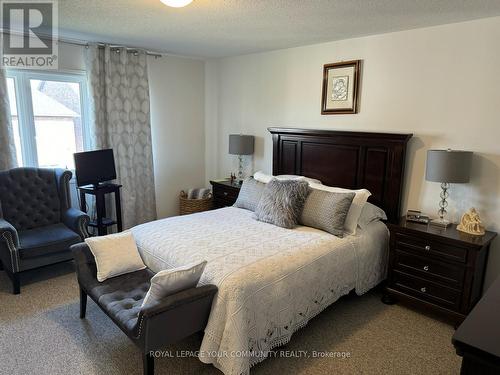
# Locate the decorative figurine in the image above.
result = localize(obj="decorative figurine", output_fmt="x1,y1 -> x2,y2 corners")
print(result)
457,208 -> 486,236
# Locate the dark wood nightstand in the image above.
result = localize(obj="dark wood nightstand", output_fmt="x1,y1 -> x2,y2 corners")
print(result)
210,180 -> 241,209
383,217 -> 497,325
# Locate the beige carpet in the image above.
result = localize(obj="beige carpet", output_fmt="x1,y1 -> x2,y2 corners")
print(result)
0,263 -> 461,375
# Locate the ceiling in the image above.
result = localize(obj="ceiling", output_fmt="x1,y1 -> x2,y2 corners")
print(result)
58,0 -> 500,58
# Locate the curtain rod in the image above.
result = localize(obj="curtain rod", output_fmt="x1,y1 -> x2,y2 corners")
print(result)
0,29 -> 164,58
59,38 -> 163,58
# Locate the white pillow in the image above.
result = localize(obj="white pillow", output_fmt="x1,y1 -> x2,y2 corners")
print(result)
309,182 -> 371,235
142,260 -> 207,307
253,171 -> 322,185
357,202 -> 387,229
85,232 -> 146,282
253,171 -> 274,183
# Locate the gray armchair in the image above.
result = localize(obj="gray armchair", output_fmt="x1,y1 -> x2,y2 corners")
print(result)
0,167 -> 89,294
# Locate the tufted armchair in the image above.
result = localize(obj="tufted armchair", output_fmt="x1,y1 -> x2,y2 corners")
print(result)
0,167 -> 89,294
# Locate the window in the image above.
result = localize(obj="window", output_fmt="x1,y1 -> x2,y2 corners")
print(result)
6,70 -> 90,170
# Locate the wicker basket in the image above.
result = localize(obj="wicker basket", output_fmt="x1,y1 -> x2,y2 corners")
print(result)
179,191 -> 213,215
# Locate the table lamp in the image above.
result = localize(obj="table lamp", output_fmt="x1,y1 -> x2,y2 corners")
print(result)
229,134 -> 254,182
425,149 -> 473,227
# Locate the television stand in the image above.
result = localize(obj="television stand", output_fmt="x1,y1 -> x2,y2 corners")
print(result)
78,183 -> 123,236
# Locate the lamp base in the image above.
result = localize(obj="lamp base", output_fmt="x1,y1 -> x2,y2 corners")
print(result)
429,218 -> 452,228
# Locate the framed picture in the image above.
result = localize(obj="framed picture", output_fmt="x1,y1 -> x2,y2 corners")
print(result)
321,60 -> 361,115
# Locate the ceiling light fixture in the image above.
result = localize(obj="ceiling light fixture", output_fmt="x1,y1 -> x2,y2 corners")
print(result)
160,0 -> 193,7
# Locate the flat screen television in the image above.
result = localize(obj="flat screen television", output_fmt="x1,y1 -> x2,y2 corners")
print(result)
74,149 -> 116,187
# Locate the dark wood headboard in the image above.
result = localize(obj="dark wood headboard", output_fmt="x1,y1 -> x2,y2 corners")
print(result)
268,127 -> 412,223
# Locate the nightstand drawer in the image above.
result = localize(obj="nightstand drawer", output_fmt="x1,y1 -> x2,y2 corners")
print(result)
213,187 -> 239,201
210,180 -> 241,208
395,233 -> 468,263
393,271 -> 461,310
214,197 -> 235,208
394,250 -> 465,289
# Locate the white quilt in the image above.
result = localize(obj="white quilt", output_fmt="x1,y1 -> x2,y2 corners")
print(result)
131,207 -> 388,375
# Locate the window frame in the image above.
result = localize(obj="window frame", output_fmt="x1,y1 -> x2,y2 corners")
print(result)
6,69 -> 91,169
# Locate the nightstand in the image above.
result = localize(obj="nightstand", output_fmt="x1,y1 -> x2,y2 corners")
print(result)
383,217 -> 497,325
210,180 -> 241,209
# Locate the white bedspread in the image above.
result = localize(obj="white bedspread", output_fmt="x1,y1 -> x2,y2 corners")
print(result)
131,207 -> 388,375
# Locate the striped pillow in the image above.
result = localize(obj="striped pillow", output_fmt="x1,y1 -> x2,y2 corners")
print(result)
233,177 -> 266,211
300,189 -> 355,237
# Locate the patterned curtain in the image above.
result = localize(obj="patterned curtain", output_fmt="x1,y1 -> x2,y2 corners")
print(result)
84,45 -> 156,228
0,68 -> 18,171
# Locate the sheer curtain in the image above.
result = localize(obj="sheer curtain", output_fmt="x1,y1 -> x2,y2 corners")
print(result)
0,69 -> 18,171
84,45 -> 156,228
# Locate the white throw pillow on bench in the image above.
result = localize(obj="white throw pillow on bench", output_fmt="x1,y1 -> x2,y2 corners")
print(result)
85,232 -> 146,282
142,260 -> 207,307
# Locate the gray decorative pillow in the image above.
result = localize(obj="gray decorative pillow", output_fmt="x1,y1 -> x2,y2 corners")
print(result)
253,179 -> 310,229
300,189 -> 355,237
233,177 -> 266,211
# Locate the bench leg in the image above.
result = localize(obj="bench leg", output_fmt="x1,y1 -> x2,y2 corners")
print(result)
79,287 -> 87,319
143,352 -> 154,375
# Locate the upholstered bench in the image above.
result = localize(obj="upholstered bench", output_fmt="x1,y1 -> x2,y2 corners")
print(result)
71,243 -> 218,375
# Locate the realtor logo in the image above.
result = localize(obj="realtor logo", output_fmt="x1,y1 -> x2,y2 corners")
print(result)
1,0 -> 58,69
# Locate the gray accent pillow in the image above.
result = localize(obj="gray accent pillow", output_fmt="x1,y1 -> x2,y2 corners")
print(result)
253,179 -> 310,229
233,177 -> 266,211
300,189 -> 356,237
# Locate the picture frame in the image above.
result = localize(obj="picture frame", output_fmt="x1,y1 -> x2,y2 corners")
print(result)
321,60 -> 361,115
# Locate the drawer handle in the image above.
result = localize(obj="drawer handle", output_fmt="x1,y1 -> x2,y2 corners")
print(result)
420,287 -> 427,293
425,245 -> 431,251
423,265 -> 429,271
223,192 -> 228,196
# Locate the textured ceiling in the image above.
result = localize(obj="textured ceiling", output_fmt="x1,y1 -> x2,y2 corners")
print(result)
58,0 -> 500,58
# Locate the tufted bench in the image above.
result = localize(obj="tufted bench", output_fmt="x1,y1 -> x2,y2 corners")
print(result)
71,242 -> 218,375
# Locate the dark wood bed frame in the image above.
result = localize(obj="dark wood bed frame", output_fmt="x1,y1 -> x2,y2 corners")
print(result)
269,127 -> 413,223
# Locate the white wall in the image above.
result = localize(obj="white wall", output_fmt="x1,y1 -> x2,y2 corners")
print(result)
149,55 -> 206,218
205,17 -> 500,290
57,42 -> 85,71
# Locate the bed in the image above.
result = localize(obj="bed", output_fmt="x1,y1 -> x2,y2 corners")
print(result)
132,128 -> 412,375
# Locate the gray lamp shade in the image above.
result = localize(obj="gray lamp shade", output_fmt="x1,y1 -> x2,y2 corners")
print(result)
229,134 -> 254,155
425,150 -> 473,183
